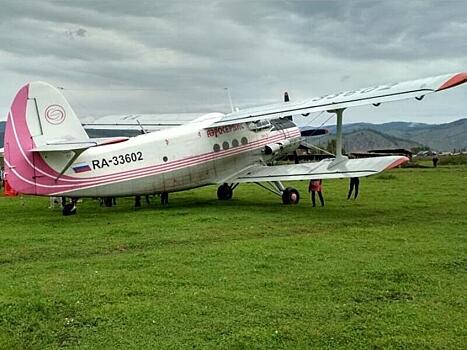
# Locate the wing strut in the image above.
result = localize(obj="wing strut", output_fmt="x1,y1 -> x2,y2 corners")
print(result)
55,149 -> 87,181
328,108 -> 348,166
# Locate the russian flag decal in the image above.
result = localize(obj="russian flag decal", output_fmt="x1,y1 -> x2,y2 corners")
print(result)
72,162 -> 92,173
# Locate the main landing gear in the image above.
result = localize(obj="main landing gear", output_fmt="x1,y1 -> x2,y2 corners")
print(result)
281,187 -> 300,205
217,183 -> 234,200
254,181 -> 300,205
217,181 -> 300,204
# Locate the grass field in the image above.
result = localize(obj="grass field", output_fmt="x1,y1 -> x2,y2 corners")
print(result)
0,166 -> 466,349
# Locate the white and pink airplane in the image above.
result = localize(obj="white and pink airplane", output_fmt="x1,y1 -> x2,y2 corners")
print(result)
2,72 -> 466,215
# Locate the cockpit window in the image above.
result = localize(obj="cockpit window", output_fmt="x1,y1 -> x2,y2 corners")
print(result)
248,119 -> 272,131
271,118 -> 296,130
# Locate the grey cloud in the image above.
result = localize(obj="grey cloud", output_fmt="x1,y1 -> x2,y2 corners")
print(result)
0,0 -> 466,123
65,28 -> 87,39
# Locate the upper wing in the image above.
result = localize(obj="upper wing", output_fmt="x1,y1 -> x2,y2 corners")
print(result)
214,72 -> 467,127
226,156 -> 408,183
83,113 -> 202,131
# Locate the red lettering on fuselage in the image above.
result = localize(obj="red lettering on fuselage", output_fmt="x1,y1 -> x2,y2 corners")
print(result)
206,124 -> 244,137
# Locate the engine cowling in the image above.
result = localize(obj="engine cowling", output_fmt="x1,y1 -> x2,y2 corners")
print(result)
264,143 -> 282,155
264,139 -> 297,156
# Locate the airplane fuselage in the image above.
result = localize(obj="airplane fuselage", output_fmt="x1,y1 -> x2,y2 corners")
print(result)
42,113 -> 301,197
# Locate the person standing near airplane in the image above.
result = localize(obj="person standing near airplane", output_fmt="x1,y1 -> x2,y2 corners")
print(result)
347,177 -> 360,200
0,167 -> 4,189
309,179 -> 324,207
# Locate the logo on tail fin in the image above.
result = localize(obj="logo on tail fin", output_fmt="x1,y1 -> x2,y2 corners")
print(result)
45,104 -> 66,125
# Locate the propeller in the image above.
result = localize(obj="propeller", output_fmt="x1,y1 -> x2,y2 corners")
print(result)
299,127 -> 329,137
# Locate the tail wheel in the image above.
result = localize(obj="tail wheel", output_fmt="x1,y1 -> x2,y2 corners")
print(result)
282,187 -> 300,205
62,203 -> 77,216
217,183 -> 233,200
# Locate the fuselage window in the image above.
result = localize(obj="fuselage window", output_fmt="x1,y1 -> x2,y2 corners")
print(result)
163,156 -> 168,162
213,144 -> 221,152
241,137 -> 248,145
222,141 -> 230,150
232,139 -> 239,147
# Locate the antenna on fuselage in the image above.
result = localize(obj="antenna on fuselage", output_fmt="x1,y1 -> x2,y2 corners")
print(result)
284,91 -> 292,121
224,87 -> 234,113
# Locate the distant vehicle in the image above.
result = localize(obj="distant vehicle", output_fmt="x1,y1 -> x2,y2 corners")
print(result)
416,150 -> 437,157
2,72 -> 466,215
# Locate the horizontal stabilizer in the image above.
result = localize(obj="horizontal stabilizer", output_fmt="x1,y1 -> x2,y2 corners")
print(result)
30,137 -> 128,152
229,156 -> 408,183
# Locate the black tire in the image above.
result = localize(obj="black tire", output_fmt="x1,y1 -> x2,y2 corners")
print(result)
62,203 -> 77,216
282,187 -> 300,205
217,184 -> 233,200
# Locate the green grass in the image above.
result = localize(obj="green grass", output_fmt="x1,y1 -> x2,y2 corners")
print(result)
414,153 -> 467,167
0,166 -> 466,349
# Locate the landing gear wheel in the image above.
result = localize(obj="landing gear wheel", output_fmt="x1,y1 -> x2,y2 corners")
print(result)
62,203 -> 77,216
217,183 -> 233,200
282,187 -> 300,205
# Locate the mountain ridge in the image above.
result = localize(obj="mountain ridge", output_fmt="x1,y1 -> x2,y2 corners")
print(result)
321,118 -> 467,151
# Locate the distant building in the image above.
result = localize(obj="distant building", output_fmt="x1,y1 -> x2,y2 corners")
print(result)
351,148 -> 412,160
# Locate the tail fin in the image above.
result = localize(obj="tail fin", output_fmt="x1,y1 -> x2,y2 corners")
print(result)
22,82 -> 88,145
3,82 -> 88,195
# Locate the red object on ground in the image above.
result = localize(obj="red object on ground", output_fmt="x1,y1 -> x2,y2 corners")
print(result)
4,180 -> 18,196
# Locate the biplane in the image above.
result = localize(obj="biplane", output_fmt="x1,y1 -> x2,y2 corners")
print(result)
2,72 -> 466,215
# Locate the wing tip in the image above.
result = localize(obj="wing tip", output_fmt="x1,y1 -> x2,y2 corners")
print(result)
385,156 -> 409,170
437,72 -> 467,91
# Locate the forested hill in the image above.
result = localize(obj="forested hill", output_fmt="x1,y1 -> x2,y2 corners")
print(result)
309,129 -> 422,153
322,118 -> 467,151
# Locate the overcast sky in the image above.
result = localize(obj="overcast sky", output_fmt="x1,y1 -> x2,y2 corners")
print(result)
1,0 -> 467,125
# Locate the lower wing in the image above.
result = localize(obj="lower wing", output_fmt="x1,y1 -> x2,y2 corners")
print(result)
227,156 -> 408,183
